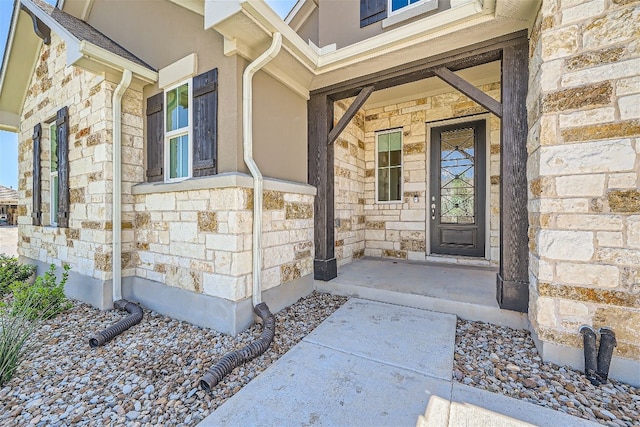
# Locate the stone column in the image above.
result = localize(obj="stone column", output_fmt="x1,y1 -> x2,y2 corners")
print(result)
527,0 -> 640,372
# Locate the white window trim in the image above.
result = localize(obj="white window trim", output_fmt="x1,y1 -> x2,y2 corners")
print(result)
48,121 -> 58,227
383,0 -> 439,28
163,78 -> 193,182
375,128 -> 404,204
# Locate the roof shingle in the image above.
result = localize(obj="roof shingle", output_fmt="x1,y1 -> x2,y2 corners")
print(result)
31,0 -> 155,71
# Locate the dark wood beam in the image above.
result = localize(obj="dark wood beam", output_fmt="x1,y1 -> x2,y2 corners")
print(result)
327,86 -> 374,146
308,93 -> 337,281
314,30 -> 528,101
497,40 -> 530,313
433,67 -> 502,117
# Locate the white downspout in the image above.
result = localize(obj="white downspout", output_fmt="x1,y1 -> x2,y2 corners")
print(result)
243,33 -> 282,307
112,69 -> 132,303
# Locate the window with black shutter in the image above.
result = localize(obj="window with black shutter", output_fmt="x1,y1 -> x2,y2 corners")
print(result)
146,93 -> 164,182
32,124 -> 42,226
192,68 -> 218,177
145,67 -> 218,182
360,0 -> 387,27
55,106 -> 69,228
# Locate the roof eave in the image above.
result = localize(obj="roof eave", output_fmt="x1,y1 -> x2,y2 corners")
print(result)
0,0 -> 158,132
0,111 -> 21,132
204,0 -> 539,94
78,41 -> 158,84
0,0 -> 21,95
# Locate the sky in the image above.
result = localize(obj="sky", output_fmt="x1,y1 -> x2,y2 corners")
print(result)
0,0 -> 298,189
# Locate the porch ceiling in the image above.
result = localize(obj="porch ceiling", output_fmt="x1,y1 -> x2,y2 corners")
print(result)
363,61 -> 501,110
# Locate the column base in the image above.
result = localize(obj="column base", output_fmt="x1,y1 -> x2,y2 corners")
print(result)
314,258 -> 337,281
496,273 -> 529,313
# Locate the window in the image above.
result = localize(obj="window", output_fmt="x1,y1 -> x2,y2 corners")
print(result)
165,80 -> 192,180
31,107 -> 68,228
146,68 -> 218,183
49,122 -> 58,226
376,130 -> 402,202
390,0 -> 421,13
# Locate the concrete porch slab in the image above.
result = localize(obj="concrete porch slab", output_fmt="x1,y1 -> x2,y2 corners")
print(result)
316,258 -> 528,329
304,299 -> 457,381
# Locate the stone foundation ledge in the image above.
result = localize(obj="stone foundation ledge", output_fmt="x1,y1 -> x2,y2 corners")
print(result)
20,257 -> 313,336
529,325 -> 640,388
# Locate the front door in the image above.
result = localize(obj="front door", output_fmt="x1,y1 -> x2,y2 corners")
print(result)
429,120 -> 486,257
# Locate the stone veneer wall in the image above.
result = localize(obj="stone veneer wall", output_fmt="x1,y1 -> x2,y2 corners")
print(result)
334,99 -> 366,266
527,0 -> 640,364
16,33 -> 142,282
133,187 -> 314,302
356,84 -> 502,263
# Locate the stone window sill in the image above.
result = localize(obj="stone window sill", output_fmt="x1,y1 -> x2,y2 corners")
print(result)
132,172 -> 317,196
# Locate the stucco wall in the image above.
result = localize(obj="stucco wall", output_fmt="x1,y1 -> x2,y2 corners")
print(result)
317,0 -> 454,49
87,0 -> 244,175
252,70 -> 309,183
296,7 -> 320,46
527,0 -> 640,362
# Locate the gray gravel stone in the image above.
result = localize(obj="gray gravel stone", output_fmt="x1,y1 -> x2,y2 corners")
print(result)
0,292 -> 347,426
454,319 -> 640,427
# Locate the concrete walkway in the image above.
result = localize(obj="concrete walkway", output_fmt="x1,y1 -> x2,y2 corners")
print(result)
199,299 -> 598,427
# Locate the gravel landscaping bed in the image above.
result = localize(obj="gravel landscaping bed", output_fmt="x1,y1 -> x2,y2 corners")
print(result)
0,291 -> 347,426
454,319 -> 640,426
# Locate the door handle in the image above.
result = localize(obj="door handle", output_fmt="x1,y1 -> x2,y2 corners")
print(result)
431,204 -> 436,220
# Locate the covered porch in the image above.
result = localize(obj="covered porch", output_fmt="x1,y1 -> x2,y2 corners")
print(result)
309,31 -> 530,314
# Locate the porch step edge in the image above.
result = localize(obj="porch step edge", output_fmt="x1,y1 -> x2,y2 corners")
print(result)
314,280 -> 528,330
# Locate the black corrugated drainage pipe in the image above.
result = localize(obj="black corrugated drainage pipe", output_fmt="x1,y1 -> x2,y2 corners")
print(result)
89,299 -> 143,348
597,327 -> 617,383
579,325 -> 600,385
200,302 -> 275,392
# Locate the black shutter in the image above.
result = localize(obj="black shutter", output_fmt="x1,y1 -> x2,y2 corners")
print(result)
146,92 -> 164,182
32,124 -> 42,226
192,68 -> 218,177
56,106 -> 69,228
360,0 -> 387,27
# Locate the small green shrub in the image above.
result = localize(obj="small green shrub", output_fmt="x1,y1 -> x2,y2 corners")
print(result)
0,255 -> 36,296
10,264 -> 72,321
0,295 -> 40,386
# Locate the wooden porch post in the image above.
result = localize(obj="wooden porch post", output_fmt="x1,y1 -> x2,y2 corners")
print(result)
497,40 -> 530,312
308,93 -> 337,281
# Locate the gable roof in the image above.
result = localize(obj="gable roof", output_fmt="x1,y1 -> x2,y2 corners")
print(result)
0,185 -> 18,204
0,0 -> 158,133
31,0 -> 152,69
